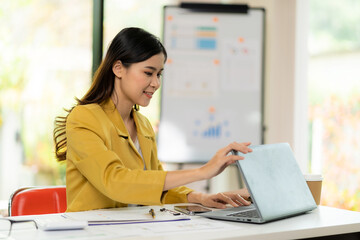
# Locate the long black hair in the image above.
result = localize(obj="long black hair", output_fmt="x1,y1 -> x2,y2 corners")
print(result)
54,27 -> 167,161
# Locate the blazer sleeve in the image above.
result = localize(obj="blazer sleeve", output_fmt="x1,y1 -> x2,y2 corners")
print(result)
66,106 -> 168,205
156,163 -> 194,204
136,112 -> 194,204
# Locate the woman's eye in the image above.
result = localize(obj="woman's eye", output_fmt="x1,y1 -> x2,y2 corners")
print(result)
145,72 -> 153,76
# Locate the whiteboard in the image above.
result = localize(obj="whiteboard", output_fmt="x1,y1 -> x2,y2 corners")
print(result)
157,4 -> 265,163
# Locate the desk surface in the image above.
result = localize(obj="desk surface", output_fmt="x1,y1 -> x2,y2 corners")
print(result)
5,205 -> 360,240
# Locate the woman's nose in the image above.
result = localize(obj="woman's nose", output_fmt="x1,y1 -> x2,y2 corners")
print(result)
151,76 -> 161,89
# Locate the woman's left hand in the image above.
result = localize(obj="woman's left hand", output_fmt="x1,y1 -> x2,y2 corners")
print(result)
187,189 -> 251,209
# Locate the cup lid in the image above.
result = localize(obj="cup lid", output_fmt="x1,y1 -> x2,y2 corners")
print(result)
304,174 -> 323,181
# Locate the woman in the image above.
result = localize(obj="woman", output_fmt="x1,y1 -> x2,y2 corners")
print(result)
54,27 -> 252,212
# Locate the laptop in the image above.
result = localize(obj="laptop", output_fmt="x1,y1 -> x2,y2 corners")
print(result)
199,143 -> 317,223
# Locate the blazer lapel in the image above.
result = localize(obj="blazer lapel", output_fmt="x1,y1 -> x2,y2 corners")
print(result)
101,99 -> 142,160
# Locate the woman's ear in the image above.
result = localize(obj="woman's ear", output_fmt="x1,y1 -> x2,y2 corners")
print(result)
112,60 -> 123,78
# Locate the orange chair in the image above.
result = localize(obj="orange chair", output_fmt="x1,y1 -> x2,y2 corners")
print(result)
8,186 -> 67,216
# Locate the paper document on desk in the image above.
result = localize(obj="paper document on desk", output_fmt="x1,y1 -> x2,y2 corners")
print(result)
63,206 -> 190,225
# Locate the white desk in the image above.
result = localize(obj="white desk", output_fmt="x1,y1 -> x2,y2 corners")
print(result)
5,205 -> 360,240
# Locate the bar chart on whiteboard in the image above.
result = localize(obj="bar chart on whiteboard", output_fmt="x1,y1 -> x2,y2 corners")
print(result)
158,5 -> 265,163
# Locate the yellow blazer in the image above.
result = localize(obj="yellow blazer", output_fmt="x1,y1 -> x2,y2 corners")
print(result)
65,99 -> 193,212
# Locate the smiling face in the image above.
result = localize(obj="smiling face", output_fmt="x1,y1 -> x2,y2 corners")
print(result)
112,53 -> 165,110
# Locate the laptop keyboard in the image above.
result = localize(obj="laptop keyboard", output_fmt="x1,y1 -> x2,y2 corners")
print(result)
228,209 -> 260,219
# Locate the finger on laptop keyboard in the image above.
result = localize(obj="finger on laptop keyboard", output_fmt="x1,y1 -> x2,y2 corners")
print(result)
236,194 -> 251,206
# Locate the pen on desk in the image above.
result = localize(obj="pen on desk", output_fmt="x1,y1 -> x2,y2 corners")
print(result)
149,208 -> 156,219
160,208 -> 181,216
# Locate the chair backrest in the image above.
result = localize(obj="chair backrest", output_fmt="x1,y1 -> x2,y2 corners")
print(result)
8,186 -> 67,216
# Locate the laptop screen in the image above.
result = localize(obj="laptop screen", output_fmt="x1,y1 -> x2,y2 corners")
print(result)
236,143 -> 316,221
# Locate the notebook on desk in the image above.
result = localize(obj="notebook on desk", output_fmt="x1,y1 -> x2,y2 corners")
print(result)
199,143 -> 317,223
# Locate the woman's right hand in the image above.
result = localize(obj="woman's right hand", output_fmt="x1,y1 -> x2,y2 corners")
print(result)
199,142 -> 252,180
163,142 -> 252,191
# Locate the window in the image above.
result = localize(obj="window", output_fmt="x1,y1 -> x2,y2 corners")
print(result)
0,0 -> 92,200
308,0 -> 360,210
